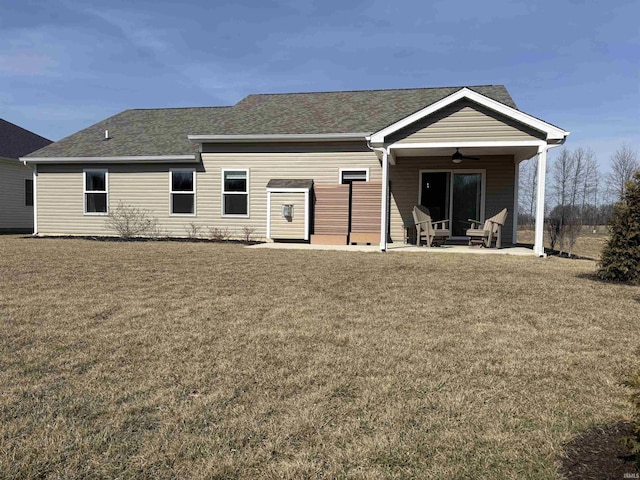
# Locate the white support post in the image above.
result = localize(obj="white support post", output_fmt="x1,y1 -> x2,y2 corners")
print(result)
513,160 -> 519,244
380,148 -> 389,251
304,189 -> 309,241
534,146 -> 548,256
33,164 -> 38,235
266,191 -> 271,240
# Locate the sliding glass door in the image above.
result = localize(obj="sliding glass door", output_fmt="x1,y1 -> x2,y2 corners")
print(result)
420,170 -> 484,237
451,173 -> 482,236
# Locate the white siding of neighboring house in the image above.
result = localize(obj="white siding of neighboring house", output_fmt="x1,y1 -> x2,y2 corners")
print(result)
0,158 -> 33,232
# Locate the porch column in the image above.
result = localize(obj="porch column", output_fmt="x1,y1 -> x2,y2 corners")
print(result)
533,145 -> 548,256
380,148 -> 389,251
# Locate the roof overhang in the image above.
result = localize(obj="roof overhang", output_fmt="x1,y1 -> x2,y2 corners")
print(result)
21,154 -> 198,165
367,87 -> 570,147
188,133 -> 368,143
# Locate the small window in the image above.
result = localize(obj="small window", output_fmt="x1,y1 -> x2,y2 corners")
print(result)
340,169 -> 369,184
222,169 -> 248,216
25,179 -> 33,206
84,169 -> 108,214
170,169 -> 195,215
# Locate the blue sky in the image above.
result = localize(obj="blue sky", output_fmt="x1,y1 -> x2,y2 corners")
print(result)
0,0 -> 637,171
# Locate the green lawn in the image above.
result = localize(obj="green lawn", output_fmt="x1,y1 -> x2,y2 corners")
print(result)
0,235 -> 638,479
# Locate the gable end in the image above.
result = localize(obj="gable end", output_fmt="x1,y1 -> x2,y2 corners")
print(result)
387,99 -> 546,145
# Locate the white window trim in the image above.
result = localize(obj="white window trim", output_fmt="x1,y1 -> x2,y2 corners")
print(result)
169,168 -> 196,216
338,167 -> 370,183
221,168 -> 250,218
418,169 -> 486,234
83,168 -> 109,216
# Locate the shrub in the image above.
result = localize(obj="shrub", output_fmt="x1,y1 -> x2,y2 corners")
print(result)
598,171 -> 640,284
106,202 -> 159,239
185,223 -> 202,240
241,226 -> 256,243
620,362 -> 640,467
209,226 -> 232,242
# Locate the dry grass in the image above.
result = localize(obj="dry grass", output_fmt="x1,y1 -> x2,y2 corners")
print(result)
518,228 -> 609,260
0,235 -> 638,479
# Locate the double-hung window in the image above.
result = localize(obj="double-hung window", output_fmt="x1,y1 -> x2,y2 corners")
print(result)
222,169 -> 249,216
84,169 -> 108,214
170,169 -> 196,215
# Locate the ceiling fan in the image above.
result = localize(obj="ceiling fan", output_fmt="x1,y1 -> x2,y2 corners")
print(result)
452,148 -> 479,164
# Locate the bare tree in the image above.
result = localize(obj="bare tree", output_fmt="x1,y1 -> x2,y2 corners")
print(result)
518,159 -> 537,226
578,148 -> 600,226
547,147 -> 602,253
607,144 -> 639,200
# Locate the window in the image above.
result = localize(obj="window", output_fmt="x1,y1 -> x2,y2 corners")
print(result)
170,169 -> 195,215
340,168 -> 369,184
222,169 -> 248,216
25,179 -> 33,206
84,169 -> 108,214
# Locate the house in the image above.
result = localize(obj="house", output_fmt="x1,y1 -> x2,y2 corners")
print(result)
21,86 -> 569,255
0,119 -> 52,233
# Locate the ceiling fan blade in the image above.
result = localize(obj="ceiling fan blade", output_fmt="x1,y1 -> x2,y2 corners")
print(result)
452,148 -> 480,162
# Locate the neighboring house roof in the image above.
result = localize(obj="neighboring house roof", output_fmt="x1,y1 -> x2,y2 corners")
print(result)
0,118 -> 52,159
25,85 -> 516,159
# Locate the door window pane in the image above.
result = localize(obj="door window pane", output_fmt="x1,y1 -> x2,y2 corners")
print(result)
452,173 -> 481,236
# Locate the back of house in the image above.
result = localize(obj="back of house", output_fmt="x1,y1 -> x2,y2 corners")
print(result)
22,85 -> 568,254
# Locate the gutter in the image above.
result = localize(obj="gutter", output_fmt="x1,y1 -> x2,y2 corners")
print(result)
21,154 -> 198,165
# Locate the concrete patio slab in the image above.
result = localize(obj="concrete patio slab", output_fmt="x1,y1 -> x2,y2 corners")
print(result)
248,242 -> 538,256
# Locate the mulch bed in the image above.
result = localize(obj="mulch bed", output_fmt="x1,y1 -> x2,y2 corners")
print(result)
559,422 -> 638,479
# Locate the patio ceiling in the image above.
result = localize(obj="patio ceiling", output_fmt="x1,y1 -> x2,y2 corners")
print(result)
390,145 -> 539,162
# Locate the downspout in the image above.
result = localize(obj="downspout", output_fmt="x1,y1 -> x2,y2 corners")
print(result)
21,159 -> 37,236
366,138 -> 389,251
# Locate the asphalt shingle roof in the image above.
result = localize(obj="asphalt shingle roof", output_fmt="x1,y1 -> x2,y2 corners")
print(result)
0,119 -> 52,159
27,85 -> 516,158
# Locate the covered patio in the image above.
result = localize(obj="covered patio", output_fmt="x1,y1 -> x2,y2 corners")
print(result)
367,88 -> 570,256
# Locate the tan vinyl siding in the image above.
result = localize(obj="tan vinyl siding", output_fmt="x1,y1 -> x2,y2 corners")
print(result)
0,159 -> 33,232
388,156 -> 515,245
389,100 -> 545,144
269,192 -> 306,239
36,149 -> 381,238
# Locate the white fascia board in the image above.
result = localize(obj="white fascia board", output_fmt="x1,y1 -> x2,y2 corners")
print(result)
369,87 -> 570,144
21,155 -> 197,165
266,187 -> 310,193
187,133 -> 368,143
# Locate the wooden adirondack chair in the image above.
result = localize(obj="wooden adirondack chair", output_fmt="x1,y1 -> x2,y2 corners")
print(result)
466,208 -> 508,248
412,205 -> 451,247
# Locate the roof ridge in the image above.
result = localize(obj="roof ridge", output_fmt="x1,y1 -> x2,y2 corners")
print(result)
243,85 -> 505,98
